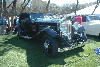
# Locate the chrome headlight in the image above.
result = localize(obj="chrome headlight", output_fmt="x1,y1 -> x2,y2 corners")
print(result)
72,22 -> 82,31
78,33 -> 82,37
74,31 -> 78,34
60,22 -> 68,33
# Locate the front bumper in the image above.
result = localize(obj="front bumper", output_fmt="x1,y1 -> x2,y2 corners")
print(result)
58,42 -> 86,52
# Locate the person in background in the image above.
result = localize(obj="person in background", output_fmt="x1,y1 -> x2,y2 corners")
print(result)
6,24 -> 10,34
12,23 -> 15,31
74,15 -> 82,25
71,15 -> 76,25
14,17 -> 19,33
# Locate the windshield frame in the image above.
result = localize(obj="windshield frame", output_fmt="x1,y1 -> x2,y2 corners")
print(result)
30,13 -> 44,19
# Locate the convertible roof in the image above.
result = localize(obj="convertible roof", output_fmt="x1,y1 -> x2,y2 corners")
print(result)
21,13 -> 43,14
18,13 -> 44,16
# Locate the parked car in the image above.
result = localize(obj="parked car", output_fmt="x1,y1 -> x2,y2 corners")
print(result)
82,15 -> 100,36
17,13 -> 87,58
0,17 -> 7,25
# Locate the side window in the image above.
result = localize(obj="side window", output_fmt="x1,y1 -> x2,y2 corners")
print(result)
86,16 -> 90,22
82,16 -> 86,22
21,14 -> 29,20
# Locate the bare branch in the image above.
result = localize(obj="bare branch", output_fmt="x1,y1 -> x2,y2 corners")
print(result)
7,2 -> 13,9
21,0 -> 26,8
20,0 -> 30,13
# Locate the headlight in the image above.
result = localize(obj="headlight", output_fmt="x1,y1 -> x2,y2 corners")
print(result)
78,33 -> 82,37
74,31 -> 78,34
74,27 -> 78,30
72,22 -> 82,31
60,22 -> 67,33
80,33 -> 82,37
72,22 -> 79,27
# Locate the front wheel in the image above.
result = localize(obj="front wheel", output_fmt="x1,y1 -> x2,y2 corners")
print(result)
42,34 -> 58,58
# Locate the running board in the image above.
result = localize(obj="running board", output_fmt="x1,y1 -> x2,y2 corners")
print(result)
20,36 -> 32,39
58,43 -> 85,51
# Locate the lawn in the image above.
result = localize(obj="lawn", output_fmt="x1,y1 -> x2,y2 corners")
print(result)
0,34 -> 100,67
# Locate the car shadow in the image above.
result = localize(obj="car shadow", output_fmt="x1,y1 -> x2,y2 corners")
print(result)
86,34 -> 100,42
3,36 -> 85,67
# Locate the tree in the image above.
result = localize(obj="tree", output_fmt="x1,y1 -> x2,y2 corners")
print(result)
1,0 -> 97,20
0,0 -> 2,18
46,0 -> 50,13
75,0 -> 79,15
48,3 -> 60,14
20,0 -> 30,13
25,0 -> 47,13
92,0 -> 100,14
1,0 -> 31,32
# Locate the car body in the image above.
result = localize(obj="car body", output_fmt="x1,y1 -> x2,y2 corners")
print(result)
82,15 -> 100,36
17,13 -> 87,58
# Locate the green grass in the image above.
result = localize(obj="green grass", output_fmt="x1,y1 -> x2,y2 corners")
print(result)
0,34 -> 100,67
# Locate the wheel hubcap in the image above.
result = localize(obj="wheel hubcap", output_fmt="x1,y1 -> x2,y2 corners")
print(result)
44,39 -> 52,54
44,41 -> 49,49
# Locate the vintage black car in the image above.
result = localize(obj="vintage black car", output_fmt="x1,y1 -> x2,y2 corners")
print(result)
17,13 -> 87,58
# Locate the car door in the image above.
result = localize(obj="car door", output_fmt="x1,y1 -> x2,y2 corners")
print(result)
82,16 -> 100,36
87,21 -> 100,36
81,16 -> 90,34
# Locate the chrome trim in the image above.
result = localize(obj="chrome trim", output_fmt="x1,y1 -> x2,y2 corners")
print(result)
58,43 -> 86,51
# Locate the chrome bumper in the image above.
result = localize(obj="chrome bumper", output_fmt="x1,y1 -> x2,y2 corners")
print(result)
58,42 -> 87,52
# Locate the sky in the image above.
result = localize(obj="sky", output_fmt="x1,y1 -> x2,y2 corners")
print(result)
42,0 -> 97,6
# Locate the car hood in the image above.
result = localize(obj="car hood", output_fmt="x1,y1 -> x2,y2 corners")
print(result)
90,20 -> 100,22
35,18 -> 64,23
89,20 -> 100,25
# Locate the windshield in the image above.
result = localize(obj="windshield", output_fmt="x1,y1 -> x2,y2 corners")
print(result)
89,16 -> 100,21
30,13 -> 44,19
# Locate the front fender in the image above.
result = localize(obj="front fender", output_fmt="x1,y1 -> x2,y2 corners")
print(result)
78,26 -> 85,33
41,28 -> 58,37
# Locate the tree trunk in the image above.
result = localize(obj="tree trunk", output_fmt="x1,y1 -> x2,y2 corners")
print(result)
46,0 -> 50,13
10,0 -> 17,32
75,0 -> 78,15
3,0 -> 6,15
11,7 -> 14,30
13,0 -> 17,16
92,0 -> 99,15
0,0 -> 2,18
3,0 -> 11,26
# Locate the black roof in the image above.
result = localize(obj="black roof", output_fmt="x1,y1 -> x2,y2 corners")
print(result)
18,13 -> 44,16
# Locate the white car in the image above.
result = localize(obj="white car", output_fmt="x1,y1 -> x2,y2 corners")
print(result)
82,15 -> 100,36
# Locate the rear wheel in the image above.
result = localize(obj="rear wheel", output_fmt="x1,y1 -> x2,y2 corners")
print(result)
42,34 -> 58,58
